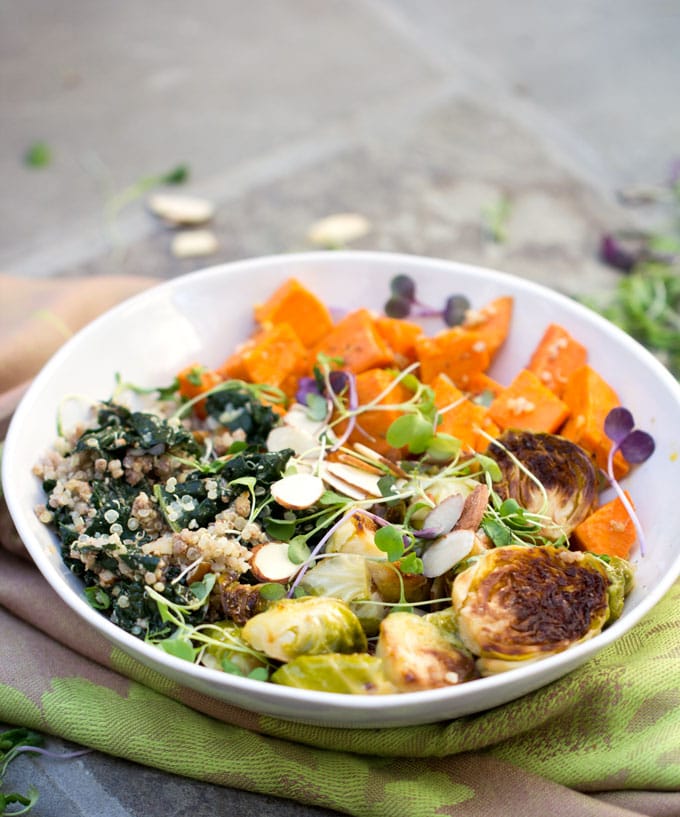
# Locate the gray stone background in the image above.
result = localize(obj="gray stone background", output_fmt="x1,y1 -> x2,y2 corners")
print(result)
2,1 -> 679,814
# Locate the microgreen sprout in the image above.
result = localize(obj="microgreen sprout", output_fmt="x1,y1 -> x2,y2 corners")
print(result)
0,728 -> 91,816
604,407 -> 655,556
384,274 -> 471,327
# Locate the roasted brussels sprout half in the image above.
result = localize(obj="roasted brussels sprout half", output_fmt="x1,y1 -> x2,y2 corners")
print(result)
376,611 -> 477,691
600,555 -> 635,622
487,430 -> 598,540
199,620 -> 269,676
271,653 -> 397,694
241,595 -> 367,662
452,545 -> 613,675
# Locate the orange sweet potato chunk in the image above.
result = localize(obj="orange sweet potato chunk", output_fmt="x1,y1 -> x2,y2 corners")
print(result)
462,295 -> 514,360
177,364 -> 222,420
415,327 -> 490,387
560,365 -> 629,478
527,323 -> 588,396
254,278 -> 334,347
218,322 -> 307,394
431,374 -> 499,452
488,368 -> 569,433
315,309 -> 395,374
373,315 -> 424,365
572,493 -> 636,559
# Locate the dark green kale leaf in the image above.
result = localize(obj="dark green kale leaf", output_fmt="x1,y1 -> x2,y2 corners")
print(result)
75,402 -> 199,459
216,448 -> 293,488
205,386 -> 280,446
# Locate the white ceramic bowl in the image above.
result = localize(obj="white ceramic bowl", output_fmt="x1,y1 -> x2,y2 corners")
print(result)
5,251 -> 680,728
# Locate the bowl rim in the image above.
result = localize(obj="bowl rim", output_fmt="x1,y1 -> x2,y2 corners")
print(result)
5,249 -> 680,721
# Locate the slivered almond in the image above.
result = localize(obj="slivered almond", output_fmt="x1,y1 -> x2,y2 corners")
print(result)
148,193 -> 215,225
421,493 -> 465,537
351,442 -> 407,477
250,542 -> 299,583
325,462 -> 383,498
318,463 -> 369,501
455,483 -> 490,532
335,452 -> 384,475
270,473 -> 325,509
421,529 -> 475,578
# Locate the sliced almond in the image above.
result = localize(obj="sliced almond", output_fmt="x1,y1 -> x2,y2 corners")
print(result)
148,193 -> 215,225
270,473 -> 325,509
306,212 -> 371,247
325,462 -> 383,498
171,229 -> 219,258
267,424 -> 318,460
250,542 -> 299,583
318,463 -> 369,501
335,452 -> 384,475
421,529 -> 475,579
421,493 -> 465,538
352,443 -> 407,477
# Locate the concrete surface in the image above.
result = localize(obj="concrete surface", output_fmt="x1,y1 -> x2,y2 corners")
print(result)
2,1 -> 679,815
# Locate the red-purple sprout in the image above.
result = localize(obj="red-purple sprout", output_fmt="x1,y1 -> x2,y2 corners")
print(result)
327,369 -> 358,451
604,407 -> 655,556
385,274 -> 470,327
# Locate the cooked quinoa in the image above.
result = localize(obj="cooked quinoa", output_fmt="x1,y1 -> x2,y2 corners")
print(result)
34,386 -> 289,638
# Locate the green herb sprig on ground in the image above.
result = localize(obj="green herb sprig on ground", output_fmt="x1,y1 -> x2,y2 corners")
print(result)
587,163 -> 680,378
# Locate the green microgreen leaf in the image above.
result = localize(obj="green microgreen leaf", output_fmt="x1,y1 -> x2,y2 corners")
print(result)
264,517 -> 297,541
425,433 -> 461,462
287,536 -> 311,565
398,551 -> 423,574
189,573 -> 216,605
482,517 -> 513,547
157,636 -> 197,662
259,583 -> 287,601
482,195 -> 512,243
24,141 -> 51,168
305,392 -> 328,421
247,666 -> 270,681
377,474 -> 398,499
475,453 -> 503,482
318,490 -> 352,506
374,525 -> 405,561
386,413 -> 433,453
84,586 -> 111,610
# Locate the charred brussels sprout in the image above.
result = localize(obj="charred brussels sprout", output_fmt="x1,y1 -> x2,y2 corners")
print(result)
452,545 -> 612,675
487,430 -> 598,540
241,596 -> 367,662
271,653 -> 396,694
376,611 -> 477,691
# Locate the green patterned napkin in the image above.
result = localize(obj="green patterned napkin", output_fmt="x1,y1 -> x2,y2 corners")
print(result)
1,274 -> 679,816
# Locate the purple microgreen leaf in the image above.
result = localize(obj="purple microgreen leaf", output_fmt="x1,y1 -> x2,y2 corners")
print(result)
619,429 -> 655,464
295,376 -> 320,405
328,370 -> 349,396
390,274 -> 416,301
600,234 -> 637,273
604,407 -> 635,443
384,295 -> 412,318
442,294 -> 471,327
